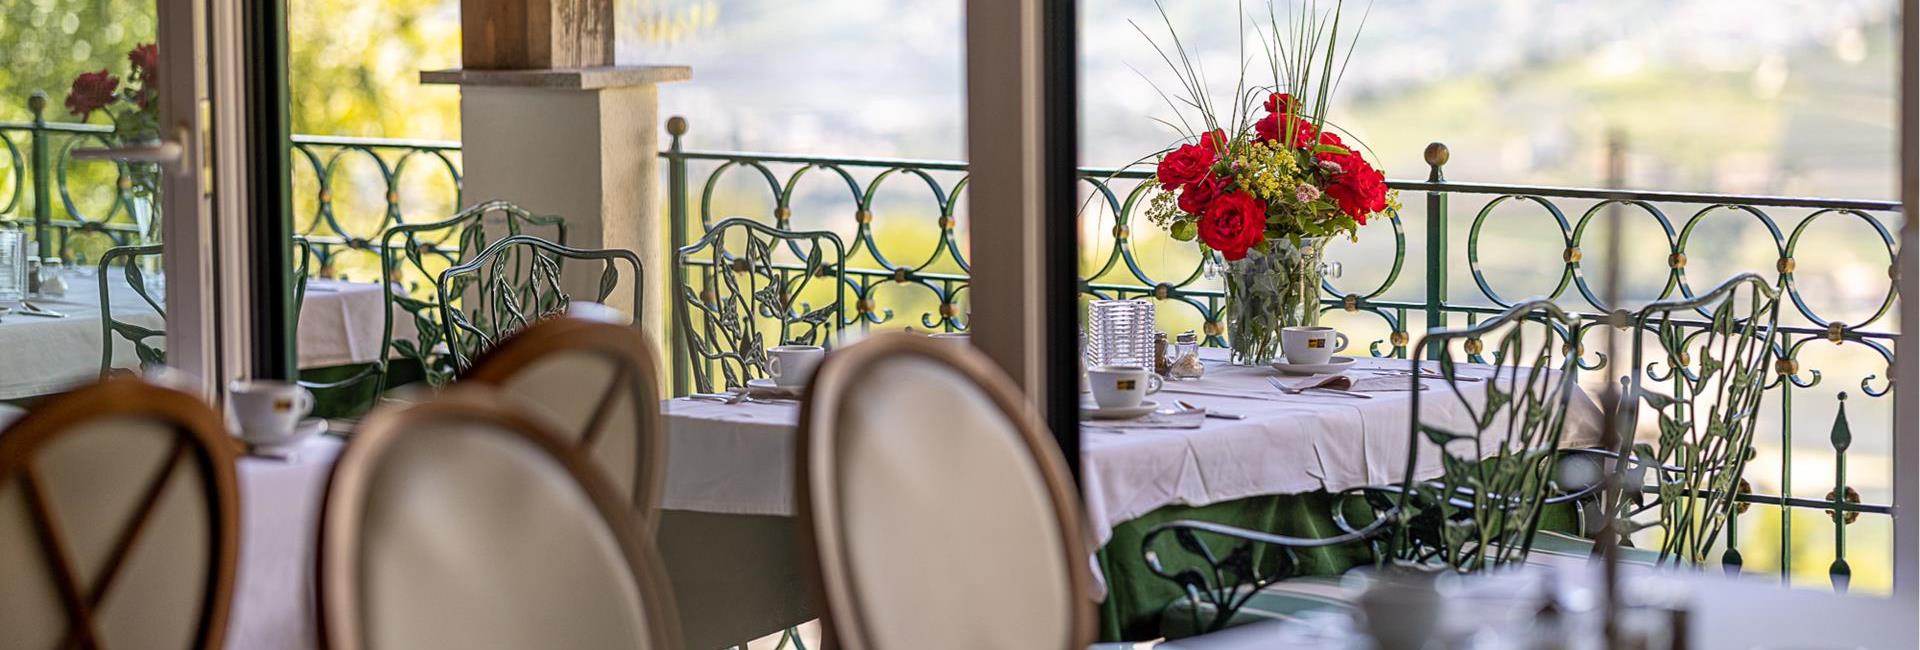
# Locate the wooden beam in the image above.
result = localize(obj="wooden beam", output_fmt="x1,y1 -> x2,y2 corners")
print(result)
462,0 -> 613,70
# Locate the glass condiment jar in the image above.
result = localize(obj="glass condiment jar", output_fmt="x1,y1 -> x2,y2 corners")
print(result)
1168,330 -> 1205,380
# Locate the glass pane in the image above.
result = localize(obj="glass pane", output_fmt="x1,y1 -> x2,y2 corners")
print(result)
0,2 -> 165,402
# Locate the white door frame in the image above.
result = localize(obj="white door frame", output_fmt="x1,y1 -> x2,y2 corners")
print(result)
151,0 -> 252,402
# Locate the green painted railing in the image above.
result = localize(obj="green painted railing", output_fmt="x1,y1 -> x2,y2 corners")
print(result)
661,117 -> 1901,592
2,94 -> 1901,591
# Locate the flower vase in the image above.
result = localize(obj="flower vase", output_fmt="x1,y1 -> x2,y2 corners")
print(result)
1220,237 -> 1328,366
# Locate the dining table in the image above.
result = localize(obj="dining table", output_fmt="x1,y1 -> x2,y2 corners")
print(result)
215,348 -> 1608,648
0,276 -> 417,401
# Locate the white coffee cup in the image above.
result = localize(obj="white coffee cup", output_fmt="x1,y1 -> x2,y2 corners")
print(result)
767,345 -> 826,388
230,380 -> 315,442
1087,365 -> 1163,409
1281,326 -> 1350,365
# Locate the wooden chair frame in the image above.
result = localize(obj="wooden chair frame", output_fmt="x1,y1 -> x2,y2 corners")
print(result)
316,386 -> 682,650
460,317 -> 667,528
795,333 -> 1096,650
0,378 -> 239,650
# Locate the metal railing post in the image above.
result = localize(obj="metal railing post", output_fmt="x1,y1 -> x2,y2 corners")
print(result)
28,92 -> 54,259
665,116 -> 690,396
1423,142 -> 1449,360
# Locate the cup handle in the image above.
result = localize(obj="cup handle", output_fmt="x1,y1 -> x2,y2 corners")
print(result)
298,387 -> 316,416
767,356 -> 782,380
1145,374 -> 1164,395
1333,333 -> 1350,353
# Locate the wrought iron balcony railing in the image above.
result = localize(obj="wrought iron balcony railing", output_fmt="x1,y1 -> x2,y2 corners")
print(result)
0,96 -> 1901,592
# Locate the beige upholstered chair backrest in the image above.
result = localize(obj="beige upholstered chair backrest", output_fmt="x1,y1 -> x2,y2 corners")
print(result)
462,317 -> 665,524
798,334 -> 1095,650
319,387 -> 680,650
0,379 -> 238,650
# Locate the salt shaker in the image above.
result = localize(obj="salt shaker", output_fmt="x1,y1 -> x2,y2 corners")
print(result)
1168,330 -> 1205,380
40,258 -> 67,297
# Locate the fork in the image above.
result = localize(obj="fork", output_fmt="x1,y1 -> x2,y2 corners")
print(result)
1266,377 -> 1374,400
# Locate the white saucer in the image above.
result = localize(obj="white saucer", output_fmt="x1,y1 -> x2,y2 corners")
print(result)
246,417 -> 327,459
746,378 -> 805,396
1084,400 -> 1159,420
1271,356 -> 1358,375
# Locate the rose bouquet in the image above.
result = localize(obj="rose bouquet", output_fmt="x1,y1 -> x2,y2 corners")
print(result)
1137,1 -> 1397,364
64,43 -> 164,239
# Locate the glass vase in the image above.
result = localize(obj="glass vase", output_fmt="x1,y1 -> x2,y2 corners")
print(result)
1220,237 -> 1328,366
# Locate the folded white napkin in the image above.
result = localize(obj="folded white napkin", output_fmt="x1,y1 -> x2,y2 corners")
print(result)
1273,373 -> 1422,393
1081,408 -> 1205,429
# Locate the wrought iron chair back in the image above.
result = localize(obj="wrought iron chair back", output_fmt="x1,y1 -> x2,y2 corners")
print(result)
674,217 -> 846,393
96,243 -> 167,375
1138,300 -> 1584,635
374,200 -> 567,387
1380,300 -> 1588,571
98,239 -> 321,377
434,235 -> 644,374
1608,272 -> 1784,566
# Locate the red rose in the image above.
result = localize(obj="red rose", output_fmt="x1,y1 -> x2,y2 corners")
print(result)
1197,191 -> 1269,260
129,44 -> 158,82
1156,129 -> 1227,190
1177,172 -> 1227,215
1324,153 -> 1387,225
65,70 -> 119,118
1265,92 -> 1295,114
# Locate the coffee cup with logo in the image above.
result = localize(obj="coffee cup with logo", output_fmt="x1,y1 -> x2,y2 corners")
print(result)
230,380 -> 315,443
767,345 -> 826,388
1087,365 -> 1164,409
1281,326 -> 1349,365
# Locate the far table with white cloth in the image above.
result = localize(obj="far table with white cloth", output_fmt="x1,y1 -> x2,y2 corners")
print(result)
215,350 -> 1605,649
654,349 -> 1605,643
0,278 -> 416,400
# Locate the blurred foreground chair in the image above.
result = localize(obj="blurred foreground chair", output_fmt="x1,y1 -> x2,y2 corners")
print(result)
318,386 -> 680,650
0,378 -> 239,649
1141,300 -> 1587,638
461,317 -> 666,526
796,333 -> 1096,649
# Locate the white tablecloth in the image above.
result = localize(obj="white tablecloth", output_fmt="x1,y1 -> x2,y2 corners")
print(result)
660,351 -> 1607,552
0,278 -> 416,399
226,437 -> 345,650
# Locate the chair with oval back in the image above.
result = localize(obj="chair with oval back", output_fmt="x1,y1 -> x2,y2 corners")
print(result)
317,385 -> 680,650
435,235 -> 644,374
460,316 -> 665,525
0,378 -> 239,649
1138,299 -> 1589,637
675,217 -> 846,395
797,333 -> 1096,649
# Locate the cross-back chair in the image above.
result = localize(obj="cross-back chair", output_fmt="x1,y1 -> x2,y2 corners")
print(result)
797,333 -> 1096,649
1140,299 -> 1586,636
375,200 -> 567,388
675,217 -> 846,394
460,316 -> 665,529
317,385 -> 680,650
0,378 -> 239,649
436,235 -> 643,374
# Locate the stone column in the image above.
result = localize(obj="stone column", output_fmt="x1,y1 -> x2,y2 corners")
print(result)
422,66 -> 689,385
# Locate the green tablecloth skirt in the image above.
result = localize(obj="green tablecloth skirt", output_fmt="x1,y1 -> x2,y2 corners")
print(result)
1095,492 -> 1584,641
